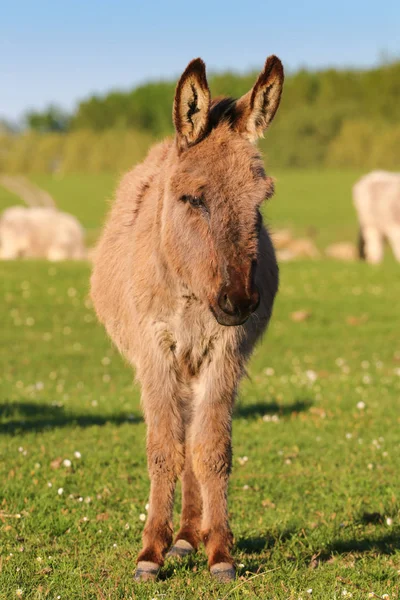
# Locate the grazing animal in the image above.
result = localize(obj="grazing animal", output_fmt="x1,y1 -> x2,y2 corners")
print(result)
353,170 -> 400,263
0,206 -> 86,260
90,56 -> 284,582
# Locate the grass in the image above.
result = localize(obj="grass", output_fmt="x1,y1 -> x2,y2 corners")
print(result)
1,257 -> 400,600
0,183 -> 23,211
0,167 -> 399,598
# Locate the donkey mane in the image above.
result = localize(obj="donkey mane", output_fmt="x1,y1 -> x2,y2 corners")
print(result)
208,97 -> 238,130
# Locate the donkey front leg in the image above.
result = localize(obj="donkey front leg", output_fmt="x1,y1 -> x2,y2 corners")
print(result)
190,385 -> 236,582
168,447 -> 203,558
135,386 -> 185,581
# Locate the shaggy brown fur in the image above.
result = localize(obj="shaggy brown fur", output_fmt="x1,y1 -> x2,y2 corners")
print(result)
91,55 -> 284,581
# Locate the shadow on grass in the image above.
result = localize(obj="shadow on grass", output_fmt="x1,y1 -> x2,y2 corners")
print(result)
236,529 -> 297,555
0,401 -> 142,435
234,397 -> 313,419
326,532 -> 400,556
235,529 -> 400,573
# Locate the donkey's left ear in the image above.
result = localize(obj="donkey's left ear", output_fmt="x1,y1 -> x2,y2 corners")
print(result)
173,58 -> 211,151
235,55 -> 284,142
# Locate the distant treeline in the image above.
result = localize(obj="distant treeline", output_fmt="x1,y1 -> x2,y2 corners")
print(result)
1,61 -> 400,172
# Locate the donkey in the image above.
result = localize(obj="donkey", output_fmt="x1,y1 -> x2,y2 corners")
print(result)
90,55 -> 284,582
353,170 -> 400,263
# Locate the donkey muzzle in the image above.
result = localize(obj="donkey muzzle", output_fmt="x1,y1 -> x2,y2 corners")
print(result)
213,282 -> 260,326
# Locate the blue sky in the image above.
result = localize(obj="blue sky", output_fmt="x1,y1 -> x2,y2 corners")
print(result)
1,0 -> 399,122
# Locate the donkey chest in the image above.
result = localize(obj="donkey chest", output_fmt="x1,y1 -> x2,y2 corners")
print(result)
152,302 -> 229,379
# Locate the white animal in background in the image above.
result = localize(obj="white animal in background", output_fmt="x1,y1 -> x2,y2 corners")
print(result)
353,171 -> 400,264
0,206 -> 86,260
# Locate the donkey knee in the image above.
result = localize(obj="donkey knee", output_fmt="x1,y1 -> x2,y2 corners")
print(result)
191,445 -> 232,483
147,443 -> 185,480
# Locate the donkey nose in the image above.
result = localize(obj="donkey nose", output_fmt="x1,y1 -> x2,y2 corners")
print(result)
217,284 -> 260,320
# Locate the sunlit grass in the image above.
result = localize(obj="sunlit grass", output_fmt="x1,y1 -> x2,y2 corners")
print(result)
1,259 -> 399,599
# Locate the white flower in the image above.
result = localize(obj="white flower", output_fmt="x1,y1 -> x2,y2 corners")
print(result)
57,487 -> 64,495
306,370 -> 317,382
238,456 -> 249,465
74,451 -> 81,459
345,433 -> 352,439
386,517 -> 393,526
356,401 -> 366,410
63,459 -> 72,468
243,485 -> 250,490
263,414 -> 280,422
16,590 -> 23,598
139,513 -> 146,522
306,589 -> 312,594
264,367 -> 275,376
145,503 -> 150,511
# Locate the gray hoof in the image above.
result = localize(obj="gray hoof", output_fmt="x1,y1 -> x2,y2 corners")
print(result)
134,560 -> 160,582
167,539 -> 195,558
210,562 -> 236,582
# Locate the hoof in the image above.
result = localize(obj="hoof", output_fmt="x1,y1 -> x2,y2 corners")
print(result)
134,560 -> 160,582
167,539 -> 195,559
210,562 -> 236,583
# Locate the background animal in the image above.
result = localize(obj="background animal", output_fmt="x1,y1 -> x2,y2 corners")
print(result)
353,170 -> 400,263
0,206 -> 86,260
90,55 -> 284,582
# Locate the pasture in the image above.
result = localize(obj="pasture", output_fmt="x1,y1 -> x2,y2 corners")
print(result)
1,170 -> 399,599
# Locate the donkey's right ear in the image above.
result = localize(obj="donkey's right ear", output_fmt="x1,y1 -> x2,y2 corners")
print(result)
173,58 -> 211,152
234,55 -> 284,142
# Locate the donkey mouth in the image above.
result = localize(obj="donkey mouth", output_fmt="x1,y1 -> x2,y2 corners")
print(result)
209,304 -> 251,327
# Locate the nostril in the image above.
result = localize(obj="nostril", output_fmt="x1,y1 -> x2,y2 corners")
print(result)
218,290 -> 237,316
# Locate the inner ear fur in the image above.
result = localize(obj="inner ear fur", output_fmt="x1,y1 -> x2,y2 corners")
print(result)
235,55 -> 284,142
173,58 -> 211,151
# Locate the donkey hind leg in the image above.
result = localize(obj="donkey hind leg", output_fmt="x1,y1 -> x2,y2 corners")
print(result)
363,226 -> 384,264
190,394 -> 236,582
135,390 -> 185,581
386,227 -> 400,262
168,447 -> 202,558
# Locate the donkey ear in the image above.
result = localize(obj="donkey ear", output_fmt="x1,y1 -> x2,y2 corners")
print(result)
235,55 -> 284,142
173,58 -> 211,151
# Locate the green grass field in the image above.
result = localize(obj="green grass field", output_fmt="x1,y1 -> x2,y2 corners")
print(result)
1,170 -> 399,599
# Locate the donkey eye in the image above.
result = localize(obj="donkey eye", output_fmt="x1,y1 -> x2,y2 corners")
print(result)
181,195 -> 204,209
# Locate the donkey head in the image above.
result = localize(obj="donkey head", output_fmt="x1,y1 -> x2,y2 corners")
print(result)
163,56 -> 284,326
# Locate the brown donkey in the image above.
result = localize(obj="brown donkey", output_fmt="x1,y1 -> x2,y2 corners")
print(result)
90,55 -> 284,582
